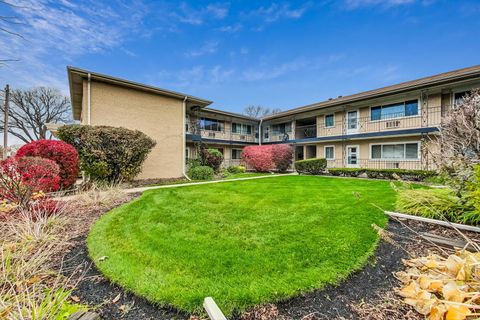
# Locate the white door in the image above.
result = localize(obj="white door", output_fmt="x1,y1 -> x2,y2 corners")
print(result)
346,145 -> 359,167
346,110 -> 359,133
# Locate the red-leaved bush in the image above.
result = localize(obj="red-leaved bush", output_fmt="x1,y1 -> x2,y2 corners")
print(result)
0,156 -> 61,207
271,144 -> 293,172
242,145 -> 274,172
17,139 -> 79,189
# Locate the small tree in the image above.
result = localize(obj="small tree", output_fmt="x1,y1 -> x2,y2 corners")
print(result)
242,145 -> 273,172
271,144 -> 293,172
429,89 -> 480,197
201,148 -> 224,172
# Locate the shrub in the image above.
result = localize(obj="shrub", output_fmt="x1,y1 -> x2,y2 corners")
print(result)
396,188 -> 467,222
188,166 -> 214,180
0,157 -> 61,212
326,168 -> 436,181
57,125 -> 156,183
295,158 -> 327,175
271,144 -> 293,172
242,145 -> 273,172
16,139 -> 79,189
227,165 -> 246,174
187,158 -> 203,170
201,148 -> 224,172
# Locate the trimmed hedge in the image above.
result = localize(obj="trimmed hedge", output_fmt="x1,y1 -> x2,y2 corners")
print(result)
295,158 -> 327,175
327,168 -> 437,181
188,166 -> 214,180
57,125 -> 156,183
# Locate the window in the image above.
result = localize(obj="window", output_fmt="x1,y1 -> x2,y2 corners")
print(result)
324,146 -> 335,160
454,91 -> 469,106
370,100 -> 419,121
264,127 -> 270,139
371,143 -> 419,160
232,123 -> 252,134
200,118 -> 224,131
272,122 -> 292,135
231,149 -> 242,160
324,114 -> 334,127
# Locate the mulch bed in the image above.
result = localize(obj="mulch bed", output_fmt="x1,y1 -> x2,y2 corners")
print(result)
61,201 -> 478,320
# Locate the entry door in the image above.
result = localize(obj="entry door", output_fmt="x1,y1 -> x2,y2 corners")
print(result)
346,146 -> 359,167
346,110 -> 359,133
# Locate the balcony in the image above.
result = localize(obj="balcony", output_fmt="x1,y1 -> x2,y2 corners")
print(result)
187,127 -> 258,143
325,158 -> 430,170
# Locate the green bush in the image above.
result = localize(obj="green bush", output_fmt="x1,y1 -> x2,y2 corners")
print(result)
227,165 -> 246,174
57,125 -> 156,183
396,188 -> 467,222
295,158 -> 327,175
326,168 -> 436,181
187,158 -> 202,170
188,166 -> 214,180
201,148 -> 224,172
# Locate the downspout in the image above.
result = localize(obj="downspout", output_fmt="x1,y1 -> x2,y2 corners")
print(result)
182,96 -> 191,180
259,119 -> 263,145
87,73 -> 91,125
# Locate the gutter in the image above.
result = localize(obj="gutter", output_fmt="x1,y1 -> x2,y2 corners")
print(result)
87,73 -> 91,124
182,96 -> 191,180
259,119 -> 263,145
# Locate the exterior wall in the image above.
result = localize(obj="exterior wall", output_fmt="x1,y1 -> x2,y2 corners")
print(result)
88,80 -> 184,179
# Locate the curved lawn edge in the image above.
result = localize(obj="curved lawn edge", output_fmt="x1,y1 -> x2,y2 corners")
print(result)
87,176 -> 391,315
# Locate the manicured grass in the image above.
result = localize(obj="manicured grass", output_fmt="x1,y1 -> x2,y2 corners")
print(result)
88,176 -> 396,315
222,172 -> 274,180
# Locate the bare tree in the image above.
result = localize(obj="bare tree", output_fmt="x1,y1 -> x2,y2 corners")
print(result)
0,1 -> 25,65
0,87 -> 72,143
429,89 -> 480,196
243,105 -> 282,118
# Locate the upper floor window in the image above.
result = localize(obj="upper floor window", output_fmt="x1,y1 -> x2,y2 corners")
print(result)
200,118 -> 224,132
272,122 -> 292,135
324,114 -> 334,127
370,100 -> 418,121
371,142 -> 419,160
232,123 -> 252,135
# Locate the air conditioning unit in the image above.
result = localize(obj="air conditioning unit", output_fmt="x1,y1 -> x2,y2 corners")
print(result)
385,120 -> 401,128
208,132 -> 216,138
240,135 -> 246,140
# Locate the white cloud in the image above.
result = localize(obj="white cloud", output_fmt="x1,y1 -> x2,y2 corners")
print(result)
344,0 -> 418,9
249,3 -> 310,23
153,65 -> 236,88
242,58 -> 308,81
173,2 -> 229,26
217,23 -> 243,33
186,41 -> 219,57
0,0 -> 148,90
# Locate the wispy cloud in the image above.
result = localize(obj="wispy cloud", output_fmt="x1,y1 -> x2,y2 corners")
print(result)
172,2 -> 229,26
0,0 -> 147,90
186,41 -> 219,57
216,23 -> 243,33
152,64 -> 235,89
248,2 -> 311,23
344,0 -> 418,9
242,58 -> 308,81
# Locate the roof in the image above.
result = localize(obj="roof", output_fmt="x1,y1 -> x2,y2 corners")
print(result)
201,107 -> 259,121
67,66 -> 213,120
262,65 -> 480,120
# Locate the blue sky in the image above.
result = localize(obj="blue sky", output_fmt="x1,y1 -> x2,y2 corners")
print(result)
1,0 -> 479,114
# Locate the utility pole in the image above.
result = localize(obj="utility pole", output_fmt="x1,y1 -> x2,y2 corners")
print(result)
3,84 -> 9,159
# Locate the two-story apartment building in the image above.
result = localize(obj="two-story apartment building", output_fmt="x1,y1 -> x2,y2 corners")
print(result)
66,65 -> 480,179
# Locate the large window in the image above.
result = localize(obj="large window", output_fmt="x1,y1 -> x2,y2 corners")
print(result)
231,149 -> 242,160
272,122 -> 292,135
324,146 -> 335,160
371,100 -> 418,121
454,91 -> 470,106
232,123 -> 252,134
371,142 -> 419,160
324,114 -> 334,127
200,118 -> 224,132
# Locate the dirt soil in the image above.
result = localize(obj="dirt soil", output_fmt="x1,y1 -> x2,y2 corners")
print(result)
62,200 -> 478,320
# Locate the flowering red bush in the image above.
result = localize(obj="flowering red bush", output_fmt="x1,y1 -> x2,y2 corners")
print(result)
0,156 -> 61,208
242,145 -> 273,172
17,139 -> 79,189
271,144 -> 293,172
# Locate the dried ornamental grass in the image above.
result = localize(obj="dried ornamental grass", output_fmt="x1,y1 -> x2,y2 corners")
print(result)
396,251 -> 480,320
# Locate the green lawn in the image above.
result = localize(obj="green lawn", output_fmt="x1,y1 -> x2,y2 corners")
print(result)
88,176 -> 396,315
222,172 -> 274,180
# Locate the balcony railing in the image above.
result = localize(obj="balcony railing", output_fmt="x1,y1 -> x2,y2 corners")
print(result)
324,158 -> 433,170
295,125 -> 317,139
187,127 -> 259,143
